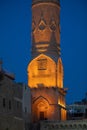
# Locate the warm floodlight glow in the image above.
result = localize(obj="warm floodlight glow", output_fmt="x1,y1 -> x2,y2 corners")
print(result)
57,58 -> 64,88
27,54 -> 56,88
28,0 -> 67,122
61,108 -> 67,121
36,44 -> 49,48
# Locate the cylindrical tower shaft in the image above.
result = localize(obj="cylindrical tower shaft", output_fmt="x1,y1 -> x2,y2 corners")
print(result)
32,0 -> 60,62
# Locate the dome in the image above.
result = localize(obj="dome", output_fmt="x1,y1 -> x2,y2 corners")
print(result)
32,0 -> 60,5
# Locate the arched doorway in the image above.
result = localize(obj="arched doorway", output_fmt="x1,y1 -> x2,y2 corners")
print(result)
37,101 -> 48,120
32,96 -> 49,122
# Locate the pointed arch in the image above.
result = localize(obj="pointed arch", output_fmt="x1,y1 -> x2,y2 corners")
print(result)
32,96 -> 50,121
57,57 -> 64,88
33,96 -> 50,106
27,54 -> 56,88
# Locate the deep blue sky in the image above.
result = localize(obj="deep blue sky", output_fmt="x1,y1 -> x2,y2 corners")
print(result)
0,0 -> 87,104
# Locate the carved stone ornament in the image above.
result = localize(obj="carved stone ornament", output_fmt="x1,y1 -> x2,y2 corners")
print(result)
50,17 -> 56,31
38,12 -> 46,30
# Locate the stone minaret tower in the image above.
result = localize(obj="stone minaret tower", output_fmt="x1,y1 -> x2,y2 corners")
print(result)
27,0 -> 67,122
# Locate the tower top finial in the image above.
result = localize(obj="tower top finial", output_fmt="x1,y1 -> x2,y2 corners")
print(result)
32,0 -> 60,5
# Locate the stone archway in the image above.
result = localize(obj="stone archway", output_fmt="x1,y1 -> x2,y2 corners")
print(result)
32,96 -> 49,122
37,101 -> 48,120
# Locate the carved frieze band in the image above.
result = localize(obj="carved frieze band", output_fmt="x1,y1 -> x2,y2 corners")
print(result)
32,11 -> 60,33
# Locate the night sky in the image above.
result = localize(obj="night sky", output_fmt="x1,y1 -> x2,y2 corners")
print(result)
0,0 -> 87,104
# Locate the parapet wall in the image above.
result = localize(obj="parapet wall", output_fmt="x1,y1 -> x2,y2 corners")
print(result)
40,119 -> 87,130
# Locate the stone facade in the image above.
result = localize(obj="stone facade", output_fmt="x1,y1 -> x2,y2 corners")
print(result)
22,84 -> 31,130
31,87 -> 66,122
0,68 -> 24,130
32,0 -> 60,60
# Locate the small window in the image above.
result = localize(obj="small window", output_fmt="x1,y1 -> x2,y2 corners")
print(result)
85,109 -> 87,118
9,100 -> 11,109
40,111 -> 45,120
25,107 -> 27,113
3,98 -> 5,107
37,59 -> 47,70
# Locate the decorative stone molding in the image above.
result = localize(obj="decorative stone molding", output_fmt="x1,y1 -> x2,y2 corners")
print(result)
38,12 -> 47,31
32,0 -> 60,5
50,17 -> 56,31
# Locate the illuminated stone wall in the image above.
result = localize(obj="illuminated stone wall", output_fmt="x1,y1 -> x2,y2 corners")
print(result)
27,54 -> 64,89
57,58 -> 64,88
28,54 -> 56,88
31,87 -> 66,122
32,0 -> 60,59
27,0 -> 67,122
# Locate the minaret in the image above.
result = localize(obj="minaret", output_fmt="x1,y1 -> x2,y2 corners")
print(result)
27,0 -> 67,122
